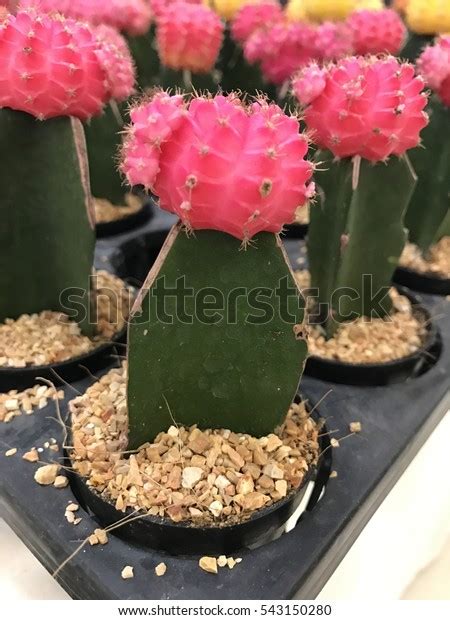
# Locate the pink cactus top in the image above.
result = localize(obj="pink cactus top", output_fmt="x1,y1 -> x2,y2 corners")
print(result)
293,56 -> 429,162
0,9 -> 135,120
155,2 -> 224,73
19,0 -> 152,36
347,9 -> 407,56
417,36 -> 450,107
121,92 -> 314,241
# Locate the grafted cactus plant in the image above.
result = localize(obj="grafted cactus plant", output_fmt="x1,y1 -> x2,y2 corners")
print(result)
154,1 -> 224,90
404,36 -> 450,254
84,25 -> 136,209
22,1 -> 140,209
121,91 -> 314,448
293,56 -> 428,336
0,8 -> 125,332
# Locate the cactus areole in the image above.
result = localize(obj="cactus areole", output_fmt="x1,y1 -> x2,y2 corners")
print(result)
0,9 -> 121,332
293,56 -> 428,336
121,92 -> 314,447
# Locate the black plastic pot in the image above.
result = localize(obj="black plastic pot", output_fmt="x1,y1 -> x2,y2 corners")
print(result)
394,265 -> 450,297
69,462 -> 316,556
68,411 -> 328,557
304,289 -> 441,387
0,328 -> 126,393
95,200 -> 153,239
110,226 -> 173,285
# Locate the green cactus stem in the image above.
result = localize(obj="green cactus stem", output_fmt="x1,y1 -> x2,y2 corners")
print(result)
308,151 -> 353,331
308,154 -> 416,336
125,27 -> 161,90
434,209 -> 450,241
218,28 -> 270,98
401,33 -> 433,62
0,108 -> 95,335
405,98 -> 450,254
127,223 -> 308,448
159,67 -> 219,93
84,103 -> 128,207
335,156 -> 416,323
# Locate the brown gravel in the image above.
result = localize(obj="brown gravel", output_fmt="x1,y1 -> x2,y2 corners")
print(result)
121,566 -> 134,580
293,204 -> 310,226
34,464 -> 59,485
70,364 -> 320,526
199,557 -> 218,574
294,270 -> 428,365
349,422 -> 362,433
0,385 -> 64,423
0,270 -> 131,370
94,194 -> 143,225
400,238 -> 450,279
155,562 -> 167,577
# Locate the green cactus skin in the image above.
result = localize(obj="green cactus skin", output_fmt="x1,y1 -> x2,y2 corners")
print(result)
335,156 -> 416,323
159,67 -> 218,93
127,223 -> 308,448
126,27 -> 161,90
435,209 -> 450,241
0,108 -> 95,335
308,150 -> 353,335
218,29 -> 270,98
84,103 -> 127,207
405,98 -> 450,254
401,33 -> 433,63
308,154 -> 416,335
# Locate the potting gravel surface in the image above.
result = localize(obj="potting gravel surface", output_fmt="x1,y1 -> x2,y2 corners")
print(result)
399,238 -> 450,279
0,270 -> 131,369
294,270 -> 427,364
70,363 -> 320,526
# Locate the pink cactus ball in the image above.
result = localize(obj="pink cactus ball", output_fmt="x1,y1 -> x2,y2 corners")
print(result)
121,91 -> 314,241
300,56 -> 428,162
313,21 -> 354,62
0,9 -> 110,119
347,9 -> 407,56
150,0 -> 201,18
156,2 -> 223,73
19,0 -> 152,36
94,25 -> 136,102
231,1 -> 283,44
417,36 -> 450,107
244,22 -> 316,85
292,64 -> 327,106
